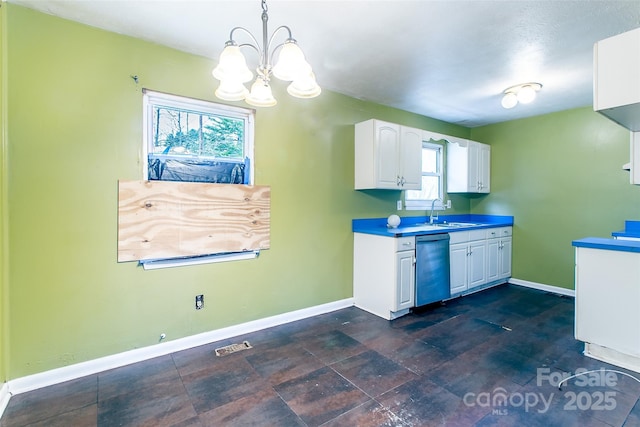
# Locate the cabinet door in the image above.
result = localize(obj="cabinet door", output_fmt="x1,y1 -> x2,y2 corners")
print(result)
498,237 -> 512,279
449,243 -> 468,294
395,250 -> 415,311
479,143 -> 490,193
467,142 -> 480,192
376,122 -> 401,188
486,238 -> 500,283
594,28 -> 640,111
468,240 -> 487,289
399,126 -> 423,189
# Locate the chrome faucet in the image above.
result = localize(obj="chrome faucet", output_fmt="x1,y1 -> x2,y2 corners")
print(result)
429,198 -> 443,224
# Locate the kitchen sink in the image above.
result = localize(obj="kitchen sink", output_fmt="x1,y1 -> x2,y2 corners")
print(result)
425,222 -> 484,228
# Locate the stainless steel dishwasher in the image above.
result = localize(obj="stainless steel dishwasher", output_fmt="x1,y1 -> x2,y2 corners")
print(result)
415,233 -> 451,307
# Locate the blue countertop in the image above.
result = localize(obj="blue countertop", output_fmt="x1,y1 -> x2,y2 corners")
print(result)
572,237 -> 640,253
611,220 -> 640,239
572,220 -> 640,253
352,214 -> 514,237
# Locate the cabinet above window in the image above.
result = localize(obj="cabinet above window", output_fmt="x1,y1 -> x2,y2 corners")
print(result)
446,139 -> 491,194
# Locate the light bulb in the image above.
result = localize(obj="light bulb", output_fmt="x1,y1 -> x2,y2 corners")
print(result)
501,92 -> 518,109
517,85 -> 536,104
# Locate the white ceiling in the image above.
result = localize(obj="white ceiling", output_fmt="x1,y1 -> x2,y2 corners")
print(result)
9,0 -> 640,127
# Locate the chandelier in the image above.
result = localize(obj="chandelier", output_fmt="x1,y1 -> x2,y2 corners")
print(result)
212,0 -> 321,107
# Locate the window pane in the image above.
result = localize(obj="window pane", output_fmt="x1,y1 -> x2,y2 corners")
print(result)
422,148 -> 438,173
406,176 -> 440,200
201,115 -> 244,158
151,106 -> 245,159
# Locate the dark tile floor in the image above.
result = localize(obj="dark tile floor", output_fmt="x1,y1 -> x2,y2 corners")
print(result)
3,284 -> 640,426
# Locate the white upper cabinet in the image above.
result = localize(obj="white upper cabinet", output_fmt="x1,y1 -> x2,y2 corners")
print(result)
355,119 -> 422,190
446,139 -> 490,193
594,27 -> 640,131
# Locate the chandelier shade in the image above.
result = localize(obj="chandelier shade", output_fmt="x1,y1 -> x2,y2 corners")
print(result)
246,77 -> 278,107
272,40 -> 312,81
215,79 -> 250,102
212,0 -> 320,107
212,45 -> 253,83
288,73 -> 322,98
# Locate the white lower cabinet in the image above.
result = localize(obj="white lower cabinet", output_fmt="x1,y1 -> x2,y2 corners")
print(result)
396,250 -> 416,311
449,229 -> 487,295
353,233 -> 415,320
486,227 -> 513,283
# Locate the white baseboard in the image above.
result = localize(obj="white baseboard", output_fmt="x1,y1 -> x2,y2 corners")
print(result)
0,382 -> 10,420
7,298 -> 354,397
508,278 -> 575,297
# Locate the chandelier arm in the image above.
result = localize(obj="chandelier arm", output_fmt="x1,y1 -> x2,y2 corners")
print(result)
229,26 -> 261,51
266,25 -> 294,60
237,43 -> 261,56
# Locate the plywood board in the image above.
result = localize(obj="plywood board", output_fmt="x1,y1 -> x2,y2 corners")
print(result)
118,181 -> 270,262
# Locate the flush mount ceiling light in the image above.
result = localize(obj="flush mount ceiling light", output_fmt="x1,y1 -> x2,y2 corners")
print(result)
501,83 -> 542,109
212,0 -> 321,107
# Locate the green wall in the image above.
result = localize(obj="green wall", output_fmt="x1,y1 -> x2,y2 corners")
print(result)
3,4 -> 468,379
471,108 -> 639,289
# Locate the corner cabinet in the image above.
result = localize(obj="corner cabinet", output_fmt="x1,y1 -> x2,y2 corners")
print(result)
355,119 -> 422,190
353,233 -> 415,320
486,227 -> 512,283
447,140 -> 490,193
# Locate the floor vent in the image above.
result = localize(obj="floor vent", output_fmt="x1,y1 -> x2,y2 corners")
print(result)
215,341 -> 252,357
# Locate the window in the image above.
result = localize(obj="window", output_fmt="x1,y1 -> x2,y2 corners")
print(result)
405,142 -> 444,210
143,90 -> 254,184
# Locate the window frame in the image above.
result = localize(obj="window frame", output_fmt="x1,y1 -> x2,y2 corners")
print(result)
404,141 -> 444,210
142,89 -> 255,184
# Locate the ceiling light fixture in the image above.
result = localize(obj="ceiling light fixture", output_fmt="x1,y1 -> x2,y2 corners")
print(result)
212,0 -> 321,107
501,83 -> 542,109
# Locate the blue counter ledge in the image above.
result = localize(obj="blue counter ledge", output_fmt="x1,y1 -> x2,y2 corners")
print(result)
572,237 -> 640,253
352,214 -> 514,237
611,220 -> 640,239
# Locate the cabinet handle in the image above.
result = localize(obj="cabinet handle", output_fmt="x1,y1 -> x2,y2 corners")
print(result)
402,242 -> 412,246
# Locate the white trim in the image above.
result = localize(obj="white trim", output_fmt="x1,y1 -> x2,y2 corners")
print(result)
7,298 -> 354,396
140,250 -> 259,270
0,383 -> 10,420
508,278 -> 575,297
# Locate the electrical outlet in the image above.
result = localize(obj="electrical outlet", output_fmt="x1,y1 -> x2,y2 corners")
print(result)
446,200 -> 451,208
195,294 -> 204,310
396,200 -> 402,210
